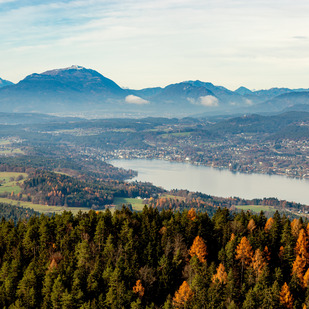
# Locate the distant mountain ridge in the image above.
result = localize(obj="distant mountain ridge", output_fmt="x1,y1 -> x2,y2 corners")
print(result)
0,65 -> 308,117
0,77 -> 14,88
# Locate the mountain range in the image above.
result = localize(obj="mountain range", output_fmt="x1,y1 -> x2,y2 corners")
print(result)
1,65 -> 308,117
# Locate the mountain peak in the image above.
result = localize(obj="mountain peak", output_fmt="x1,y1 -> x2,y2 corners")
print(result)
68,65 -> 85,70
235,86 -> 253,95
0,77 -> 14,88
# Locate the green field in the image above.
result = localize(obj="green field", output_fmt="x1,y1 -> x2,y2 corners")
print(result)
0,197 -> 91,215
235,205 -> 276,213
0,172 -> 28,194
114,197 -> 146,211
0,148 -> 24,155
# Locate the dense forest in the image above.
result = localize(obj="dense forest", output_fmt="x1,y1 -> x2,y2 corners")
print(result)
0,207 -> 309,308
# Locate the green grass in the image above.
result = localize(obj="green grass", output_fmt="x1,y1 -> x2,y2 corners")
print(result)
0,197 -> 91,214
0,172 -> 28,194
235,205 -> 276,213
0,148 -> 24,155
114,197 -> 146,211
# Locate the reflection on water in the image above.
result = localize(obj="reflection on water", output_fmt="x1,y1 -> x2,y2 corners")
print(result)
111,159 -> 309,205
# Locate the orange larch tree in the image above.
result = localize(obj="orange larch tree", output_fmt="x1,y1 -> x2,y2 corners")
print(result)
291,218 -> 302,238
280,282 -> 294,309
252,248 -> 266,279
173,281 -> 194,308
247,219 -> 256,233
295,229 -> 309,261
187,208 -> 196,221
303,268 -> 309,288
189,236 -> 207,263
264,217 -> 274,232
236,236 -> 253,267
292,255 -> 306,284
236,236 -> 253,284
133,280 -> 145,298
212,263 -> 228,284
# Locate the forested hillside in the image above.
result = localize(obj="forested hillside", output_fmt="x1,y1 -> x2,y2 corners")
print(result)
0,207 -> 308,308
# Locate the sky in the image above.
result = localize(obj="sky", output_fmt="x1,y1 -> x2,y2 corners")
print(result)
0,0 -> 309,90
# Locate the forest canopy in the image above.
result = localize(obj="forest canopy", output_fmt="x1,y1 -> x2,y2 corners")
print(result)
0,206 -> 308,308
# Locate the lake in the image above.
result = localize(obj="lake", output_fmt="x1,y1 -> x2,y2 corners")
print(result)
111,159 -> 309,205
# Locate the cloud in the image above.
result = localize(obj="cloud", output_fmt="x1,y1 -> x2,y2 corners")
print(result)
188,95 -> 219,107
125,95 -> 149,105
199,95 -> 219,107
245,99 -> 253,105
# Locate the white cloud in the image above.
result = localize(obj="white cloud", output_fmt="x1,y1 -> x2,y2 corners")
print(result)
199,95 -> 219,107
188,95 -> 219,107
125,95 -> 149,105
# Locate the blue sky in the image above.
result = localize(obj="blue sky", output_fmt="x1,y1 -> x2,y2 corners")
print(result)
1,0 -> 309,90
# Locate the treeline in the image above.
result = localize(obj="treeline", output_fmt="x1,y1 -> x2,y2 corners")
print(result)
1,207 -> 309,308
0,154 -> 137,181
0,203 -> 38,224
166,189 -> 308,213
17,170 -> 164,209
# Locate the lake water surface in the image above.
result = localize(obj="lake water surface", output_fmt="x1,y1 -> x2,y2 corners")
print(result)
111,159 -> 309,205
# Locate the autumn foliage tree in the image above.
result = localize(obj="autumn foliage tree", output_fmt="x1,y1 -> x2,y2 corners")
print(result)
187,208 -> 196,221
291,218 -> 302,238
280,282 -> 293,309
173,281 -> 194,308
236,236 -> 253,283
189,236 -> 207,263
212,263 -> 228,284
133,280 -> 145,298
247,219 -> 256,233
251,248 -> 266,279
265,217 -> 274,232
236,236 -> 253,267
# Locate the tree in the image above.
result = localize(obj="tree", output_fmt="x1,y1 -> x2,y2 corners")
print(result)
303,268 -> 309,288
187,208 -> 196,221
280,282 -> 293,309
133,280 -> 145,298
291,219 -> 302,238
235,236 -> 253,266
212,263 -> 227,284
235,236 -> 253,284
189,236 -> 207,263
247,219 -> 256,233
292,255 -> 306,284
295,229 -> 308,261
172,281 -> 194,308
252,248 -> 266,280
265,217 -> 274,232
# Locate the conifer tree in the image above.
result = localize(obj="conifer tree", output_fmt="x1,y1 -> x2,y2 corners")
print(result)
172,281 -> 193,308
280,282 -> 294,309
212,263 -> 228,284
189,236 -> 207,263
